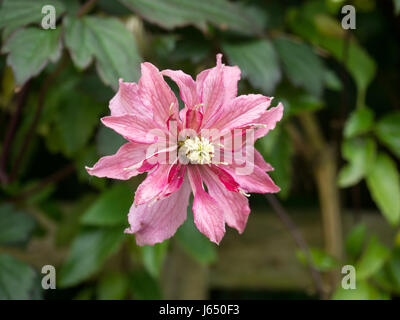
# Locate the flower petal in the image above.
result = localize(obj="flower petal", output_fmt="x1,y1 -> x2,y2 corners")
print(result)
201,166 -> 250,233
109,79 -> 151,118
162,69 -> 200,108
212,94 -> 271,132
139,62 -> 179,127
101,115 -> 164,144
125,178 -> 191,246
187,166 -> 225,244
134,163 -> 185,205
197,54 -> 241,128
86,142 -> 149,180
254,103 -> 284,139
223,164 -> 280,194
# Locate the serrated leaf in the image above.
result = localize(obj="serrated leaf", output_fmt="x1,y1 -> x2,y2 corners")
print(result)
119,0 -> 263,35
288,7 -> 376,108
366,153 -> 400,226
59,227 -> 125,287
2,27 -> 62,85
356,236 -> 390,280
274,36 -> 325,97
64,16 -> 141,90
375,112 -> 400,158
0,254 -> 36,300
222,40 -> 281,94
344,107 -> 374,138
81,184 -> 133,227
0,203 -> 35,246
338,138 -> 376,188
0,0 -> 65,37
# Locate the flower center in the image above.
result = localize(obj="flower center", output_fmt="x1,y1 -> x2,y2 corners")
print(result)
178,136 -> 214,164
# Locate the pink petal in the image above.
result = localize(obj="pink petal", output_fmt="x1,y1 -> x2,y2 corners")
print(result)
254,103 -> 284,139
86,142 -> 149,180
134,164 -> 185,205
101,115 -> 164,144
187,166 -> 225,244
212,94 -> 271,132
185,108 -> 203,132
201,166 -> 250,233
109,79 -> 151,118
125,179 -> 191,246
162,69 -> 200,108
139,62 -> 179,127
254,148 -> 274,172
207,165 -> 239,192
223,164 -> 280,194
197,54 -> 241,128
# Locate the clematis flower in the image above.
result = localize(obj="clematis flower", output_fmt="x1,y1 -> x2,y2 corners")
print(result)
86,54 -> 283,245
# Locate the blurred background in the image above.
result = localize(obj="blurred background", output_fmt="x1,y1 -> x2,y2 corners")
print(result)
0,0 -> 400,300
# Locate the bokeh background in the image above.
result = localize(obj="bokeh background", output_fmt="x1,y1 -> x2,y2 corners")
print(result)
0,0 -> 400,300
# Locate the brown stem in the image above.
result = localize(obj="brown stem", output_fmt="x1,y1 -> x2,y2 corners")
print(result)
0,82 -> 30,184
298,112 -> 343,293
265,194 -> 326,299
77,0 -> 99,17
9,57 -> 67,183
13,163 -> 75,200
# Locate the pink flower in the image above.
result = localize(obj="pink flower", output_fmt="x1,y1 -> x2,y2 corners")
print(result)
86,54 -> 283,245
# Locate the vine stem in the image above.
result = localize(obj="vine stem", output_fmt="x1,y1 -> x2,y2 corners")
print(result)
265,194 -> 326,299
0,82 -> 30,184
77,0 -> 99,17
13,163 -> 75,201
9,56 -> 68,183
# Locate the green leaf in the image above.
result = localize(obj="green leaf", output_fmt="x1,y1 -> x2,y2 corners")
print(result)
275,86 -> 323,115
366,153 -> 400,226
222,40 -> 281,94
59,227 -> 125,287
119,0 -> 263,35
375,112 -> 400,158
55,94 -> 104,156
176,201 -> 217,265
288,8 -> 376,108
296,248 -> 339,272
81,184 -> 133,227
333,280 -> 389,300
388,247 -> 400,290
0,203 -> 36,246
344,107 -> 374,138
2,27 -> 62,85
257,127 -> 293,198
356,236 -> 390,280
64,16 -> 142,90
97,272 -> 129,300
338,137 -> 376,188
140,241 -> 169,279
130,269 -> 162,299
394,0 -> 400,15
0,0 -> 65,37
274,36 -> 324,97
96,126 -> 126,157
0,254 -> 36,300
345,223 -> 367,260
